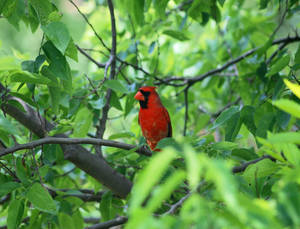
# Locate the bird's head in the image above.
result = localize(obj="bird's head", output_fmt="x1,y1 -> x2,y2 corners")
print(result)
134,86 -> 158,109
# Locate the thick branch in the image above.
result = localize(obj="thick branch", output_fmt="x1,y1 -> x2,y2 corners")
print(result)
0,84 -> 132,198
0,137 -> 152,157
86,216 -> 128,229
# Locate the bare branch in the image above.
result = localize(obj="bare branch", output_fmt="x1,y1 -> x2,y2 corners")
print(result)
96,0 -> 118,156
68,0 -> 110,51
232,155 -> 274,173
76,45 -> 106,68
156,35 -> 300,86
164,191 -> 192,215
86,216 -> 128,229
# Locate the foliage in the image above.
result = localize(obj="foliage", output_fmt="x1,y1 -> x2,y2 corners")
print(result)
0,0 -> 300,228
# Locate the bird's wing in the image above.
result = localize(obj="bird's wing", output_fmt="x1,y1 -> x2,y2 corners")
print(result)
162,107 -> 172,137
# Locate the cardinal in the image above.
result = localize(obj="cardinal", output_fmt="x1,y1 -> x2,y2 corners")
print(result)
134,86 -> 172,151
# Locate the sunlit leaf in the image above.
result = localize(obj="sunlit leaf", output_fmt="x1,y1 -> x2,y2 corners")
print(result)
273,99 -> 300,119
284,79 -> 300,99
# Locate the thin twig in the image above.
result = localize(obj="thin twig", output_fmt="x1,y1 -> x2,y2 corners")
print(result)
156,35 -> 300,86
76,45 -> 106,68
232,155 -> 274,173
212,97 -> 241,118
183,87 -> 189,136
84,74 -> 100,97
0,160 -> 19,181
68,0 -> 110,51
164,191 -> 192,215
0,137 -> 152,157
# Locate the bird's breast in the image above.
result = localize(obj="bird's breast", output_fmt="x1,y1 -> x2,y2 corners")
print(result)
139,107 -> 169,142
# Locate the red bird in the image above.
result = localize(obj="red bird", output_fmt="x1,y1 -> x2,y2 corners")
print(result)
134,86 -> 172,151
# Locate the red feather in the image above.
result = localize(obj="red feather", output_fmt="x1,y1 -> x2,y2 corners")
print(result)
134,86 -> 172,151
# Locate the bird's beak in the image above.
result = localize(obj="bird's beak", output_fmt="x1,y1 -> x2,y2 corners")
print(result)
134,91 -> 145,101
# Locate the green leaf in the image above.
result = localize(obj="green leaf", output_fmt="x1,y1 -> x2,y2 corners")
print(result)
104,80 -> 129,94
125,93 -> 135,116
9,70 -> 52,85
185,146 -> 201,189
211,106 -> 240,130
16,157 -> 30,186
294,44 -> 300,69
243,159 -> 278,184
255,112 -> 274,138
26,183 -> 57,214
42,21 -> 71,54
210,2 -> 221,23
267,132 -> 300,145
110,90 -> 123,111
212,141 -> 238,151
29,0 -> 54,25
205,158 -> 241,214
260,0 -> 269,9
284,79 -> 300,99
124,0 -> 144,26
188,0 -> 210,22
153,0 -> 169,19
266,55 -> 290,77
241,106 -> 257,135
232,148 -> 258,161
72,210 -> 84,229
163,30 -> 190,41
146,170 -> 185,212
42,41 -> 72,93
100,191 -> 114,222
0,182 -> 21,198
273,99 -> 300,119
89,98 -> 105,110
28,4 -> 39,33
58,213 -> 75,229
130,149 -> 176,209
218,0 -> 226,6
225,112 -> 242,142
65,39 -> 78,62
7,198 -> 24,229
109,132 -> 135,140
73,107 -> 93,137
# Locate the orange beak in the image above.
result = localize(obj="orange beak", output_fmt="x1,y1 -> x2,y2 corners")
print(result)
134,91 -> 145,101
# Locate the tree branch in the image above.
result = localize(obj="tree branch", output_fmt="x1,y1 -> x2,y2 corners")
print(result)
48,188 -> 104,202
0,84 -> 132,198
68,0 -> 110,51
96,0 -> 117,156
76,45 -> 106,68
86,216 -> 128,229
232,155 -> 274,173
0,137 -> 152,157
155,35 -> 300,86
